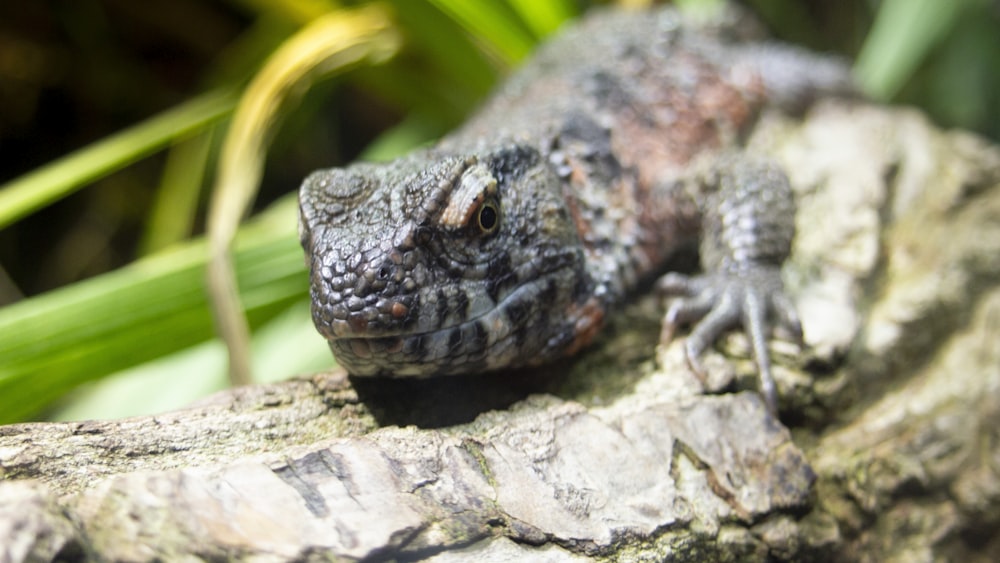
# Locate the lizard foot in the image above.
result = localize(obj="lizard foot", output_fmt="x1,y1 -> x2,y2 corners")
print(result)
657,266 -> 802,414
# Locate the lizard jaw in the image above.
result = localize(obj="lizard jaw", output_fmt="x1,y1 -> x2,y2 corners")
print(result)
324,268 -> 583,377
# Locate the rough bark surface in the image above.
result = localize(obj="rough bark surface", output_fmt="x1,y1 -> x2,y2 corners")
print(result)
3,101 -> 1000,562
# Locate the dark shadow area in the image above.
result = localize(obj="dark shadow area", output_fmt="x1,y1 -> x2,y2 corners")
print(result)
349,363 -> 571,429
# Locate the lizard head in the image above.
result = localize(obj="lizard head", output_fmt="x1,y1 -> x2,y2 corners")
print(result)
298,145 -> 590,377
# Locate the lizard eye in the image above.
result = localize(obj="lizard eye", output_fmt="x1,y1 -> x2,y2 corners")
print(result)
477,199 -> 500,235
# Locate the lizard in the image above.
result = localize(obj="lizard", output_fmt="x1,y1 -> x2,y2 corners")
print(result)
297,4 -> 853,414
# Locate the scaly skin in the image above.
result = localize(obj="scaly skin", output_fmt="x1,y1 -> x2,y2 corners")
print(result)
297,5 -> 851,412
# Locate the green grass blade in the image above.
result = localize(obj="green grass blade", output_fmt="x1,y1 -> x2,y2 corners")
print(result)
0,197 -> 305,424
141,129 -> 218,255
505,0 -> 577,38
0,89 -> 236,231
48,300 -> 332,422
386,0 -> 499,98
855,0 -> 969,100
425,0 -> 538,65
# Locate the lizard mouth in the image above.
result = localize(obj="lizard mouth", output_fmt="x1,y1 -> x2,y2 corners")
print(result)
323,270 -> 569,377
326,309 -> 506,377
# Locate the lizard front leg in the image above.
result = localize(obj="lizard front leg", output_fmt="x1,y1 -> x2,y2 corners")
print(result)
659,153 -> 802,414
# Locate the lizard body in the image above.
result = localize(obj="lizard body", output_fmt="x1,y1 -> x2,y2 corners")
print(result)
298,6 -> 851,411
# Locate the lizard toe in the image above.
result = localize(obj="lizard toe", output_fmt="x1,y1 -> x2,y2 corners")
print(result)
658,265 -> 796,413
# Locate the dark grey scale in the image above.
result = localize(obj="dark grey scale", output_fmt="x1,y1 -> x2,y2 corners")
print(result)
488,145 -> 539,186
452,290 -> 470,321
437,291 -> 464,330
538,276 -> 561,307
434,288 -> 450,329
470,321 -> 490,360
502,295 -> 532,328
570,275 -> 594,305
484,253 -> 516,303
507,307 -> 532,355
584,70 -> 633,110
446,326 -> 464,356
558,113 -> 620,181
406,334 -> 427,363
530,278 -> 565,352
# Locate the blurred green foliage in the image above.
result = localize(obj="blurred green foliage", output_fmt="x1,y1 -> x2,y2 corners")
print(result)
0,0 -> 997,423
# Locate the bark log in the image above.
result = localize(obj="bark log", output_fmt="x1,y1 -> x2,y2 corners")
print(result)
3,100 -> 1000,562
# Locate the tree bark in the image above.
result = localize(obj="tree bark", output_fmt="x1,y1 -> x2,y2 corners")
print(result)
3,101 -> 1000,562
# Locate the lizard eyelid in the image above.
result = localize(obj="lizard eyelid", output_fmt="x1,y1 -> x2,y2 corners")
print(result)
438,162 -> 499,234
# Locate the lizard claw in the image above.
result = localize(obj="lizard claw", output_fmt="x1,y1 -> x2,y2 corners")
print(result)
657,266 -> 800,414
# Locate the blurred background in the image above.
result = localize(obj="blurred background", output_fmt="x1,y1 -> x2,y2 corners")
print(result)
1,0 -> 997,423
